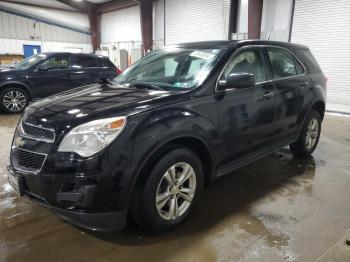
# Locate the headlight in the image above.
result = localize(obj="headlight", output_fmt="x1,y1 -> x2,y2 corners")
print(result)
58,116 -> 126,157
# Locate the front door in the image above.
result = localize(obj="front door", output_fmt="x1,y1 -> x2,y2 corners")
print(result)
30,54 -> 73,98
216,47 -> 276,167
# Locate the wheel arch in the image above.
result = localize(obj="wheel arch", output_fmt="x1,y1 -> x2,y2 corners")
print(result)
131,135 -> 213,194
0,82 -> 32,100
312,100 -> 325,121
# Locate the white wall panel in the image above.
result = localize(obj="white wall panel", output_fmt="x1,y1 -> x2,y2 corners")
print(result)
0,38 -> 92,54
153,0 -> 164,42
165,0 -> 231,45
0,1 -> 89,33
261,0 -> 293,41
291,0 -> 350,113
237,0 -> 248,33
0,10 -> 92,55
0,11 -> 91,45
235,0 -> 292,41
101,6 -> 142,43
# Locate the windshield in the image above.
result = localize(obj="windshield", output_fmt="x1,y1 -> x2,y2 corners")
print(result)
113,47 -> 225,91
12,54 -> 47,70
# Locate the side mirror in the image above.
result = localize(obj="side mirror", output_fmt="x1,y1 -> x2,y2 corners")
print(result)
37,64 -> 49,72
217,73 -> 255,91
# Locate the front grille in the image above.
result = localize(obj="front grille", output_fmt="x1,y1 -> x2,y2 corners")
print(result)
21,121 -> 55,142
12,148 -> 47,173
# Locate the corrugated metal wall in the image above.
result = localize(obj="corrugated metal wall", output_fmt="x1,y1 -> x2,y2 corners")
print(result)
101,6 -> 142,43
100,0 -> 165,45
291,0 -> 350,113
261,0 -> 293,41
234,0 -> 293,42
153,0 -> 165,44
0,1 -> 90,33
165,0 -> 231,45
0,10 -> 92,55
100,1 -> 165,69
0,11 -> 90,44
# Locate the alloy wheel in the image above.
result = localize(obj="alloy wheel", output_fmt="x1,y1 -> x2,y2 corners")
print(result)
3,90 -> 27,112
305,118 -> 319,150
155,162 -> 196,221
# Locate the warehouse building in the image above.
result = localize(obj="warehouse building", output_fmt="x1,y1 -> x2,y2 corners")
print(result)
0,0 -> 348,113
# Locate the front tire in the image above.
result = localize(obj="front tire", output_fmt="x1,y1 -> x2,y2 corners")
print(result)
131,147 -> 204,233
290,110 -> 322,157
0,87 -> 29,113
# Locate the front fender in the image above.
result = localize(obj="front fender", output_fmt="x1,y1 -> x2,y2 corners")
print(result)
120,107 -> 218,208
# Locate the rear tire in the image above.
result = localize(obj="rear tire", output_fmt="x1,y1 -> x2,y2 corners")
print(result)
290,110 -> 321,157
0,87 -> 29,113
131,147 -> 204,233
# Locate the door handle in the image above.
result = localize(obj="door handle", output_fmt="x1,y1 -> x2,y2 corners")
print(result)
301,81 -> 309,87
262,91 -> 274,99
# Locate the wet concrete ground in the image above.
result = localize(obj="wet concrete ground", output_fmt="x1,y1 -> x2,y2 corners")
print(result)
0,113 -> 350,262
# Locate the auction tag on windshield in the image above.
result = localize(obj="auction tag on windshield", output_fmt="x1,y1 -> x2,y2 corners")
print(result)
190,51 -> 215,60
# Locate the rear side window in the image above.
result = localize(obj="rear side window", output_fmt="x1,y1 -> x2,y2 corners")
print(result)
74,55 -> 97,68
267,47 -> 297,79
38,55 -> 70,70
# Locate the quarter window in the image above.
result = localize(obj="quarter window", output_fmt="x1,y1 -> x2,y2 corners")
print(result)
222,49 -> 267,83
267,48 -> 297,79
74,55 -> 97,68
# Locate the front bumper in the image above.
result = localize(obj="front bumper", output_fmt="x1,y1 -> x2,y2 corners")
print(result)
7,165 -> 127,231
33,194 -> 127,232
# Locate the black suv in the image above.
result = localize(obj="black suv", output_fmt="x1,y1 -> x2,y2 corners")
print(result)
7,40 -> 326,232
0,52 -> 119,113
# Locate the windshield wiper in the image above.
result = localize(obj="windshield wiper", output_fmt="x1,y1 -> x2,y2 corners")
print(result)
129,82 -> 164,91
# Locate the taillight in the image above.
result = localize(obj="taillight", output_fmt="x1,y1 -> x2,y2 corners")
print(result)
115,67 -> 122,75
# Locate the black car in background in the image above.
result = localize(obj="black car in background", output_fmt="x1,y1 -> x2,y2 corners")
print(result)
0,53 -> 120,113
7,40 -> 326,232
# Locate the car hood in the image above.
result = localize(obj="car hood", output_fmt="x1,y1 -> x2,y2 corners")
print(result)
0,67 -> 19,74
23,83 -> 179,127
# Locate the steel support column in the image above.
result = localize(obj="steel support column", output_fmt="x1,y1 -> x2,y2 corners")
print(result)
228,0 -> 239,39
89,8 -> 101,52
248,0 -> 263,39
138,0 -> 153,53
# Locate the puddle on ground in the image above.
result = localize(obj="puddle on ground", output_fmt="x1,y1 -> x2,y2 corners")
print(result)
0,114 -> 349,261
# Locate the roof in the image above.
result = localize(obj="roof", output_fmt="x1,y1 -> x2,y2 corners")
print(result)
168,40 -> 309,50
171,41 -> 238,49
236,40 -> 309,50
42,52 -> 107,58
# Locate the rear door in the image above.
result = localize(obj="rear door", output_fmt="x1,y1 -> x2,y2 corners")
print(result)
71,54 -> 100,86
264,46 -> 310,140
216,47 -> 276,166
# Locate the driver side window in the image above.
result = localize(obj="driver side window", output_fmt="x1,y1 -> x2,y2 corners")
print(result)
38,55 -> 70,71
222,48 -> 267,83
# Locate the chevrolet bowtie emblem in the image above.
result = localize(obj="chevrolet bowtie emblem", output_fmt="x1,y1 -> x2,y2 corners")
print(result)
15,137 -> 25,147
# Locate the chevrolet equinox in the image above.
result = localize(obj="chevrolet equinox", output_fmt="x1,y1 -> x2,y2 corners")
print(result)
0,52 -> 120,113
8,40 -> 326,232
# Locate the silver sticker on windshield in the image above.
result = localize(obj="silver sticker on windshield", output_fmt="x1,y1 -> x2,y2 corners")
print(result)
190,51 -> 215,60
